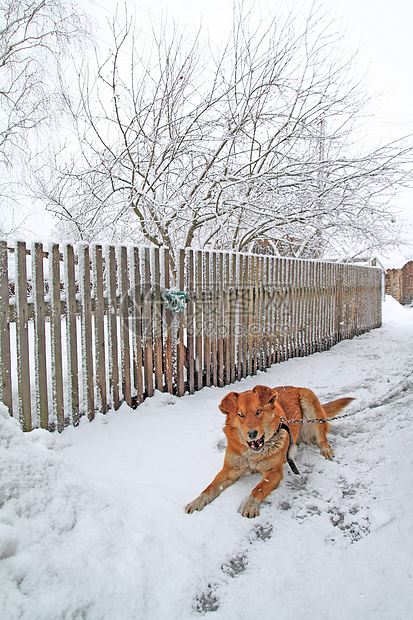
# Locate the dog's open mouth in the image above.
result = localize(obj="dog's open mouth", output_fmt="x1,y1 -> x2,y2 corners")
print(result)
247,435 -> 265,452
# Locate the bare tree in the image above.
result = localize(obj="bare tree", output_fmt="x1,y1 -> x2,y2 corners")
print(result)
0,0 -> 90,160
34,3 -> 413,265
0,0 -> 90,235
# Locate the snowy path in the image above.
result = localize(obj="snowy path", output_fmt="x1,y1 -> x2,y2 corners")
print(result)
1,297 -> 413,619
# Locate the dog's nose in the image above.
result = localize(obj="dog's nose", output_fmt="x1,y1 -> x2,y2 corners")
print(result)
247,429 -> 258,440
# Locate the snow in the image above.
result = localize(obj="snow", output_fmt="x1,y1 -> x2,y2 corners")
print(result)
1,295 -> 413,619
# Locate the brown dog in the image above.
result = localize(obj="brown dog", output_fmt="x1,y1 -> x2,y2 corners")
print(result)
185,386 -> 354,518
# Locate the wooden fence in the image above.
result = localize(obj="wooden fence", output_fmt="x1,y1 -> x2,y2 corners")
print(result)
0,240 -> 382,431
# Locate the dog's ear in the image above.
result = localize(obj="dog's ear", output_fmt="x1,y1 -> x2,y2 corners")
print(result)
253,385 -> 278,406
219,392 -> 239,415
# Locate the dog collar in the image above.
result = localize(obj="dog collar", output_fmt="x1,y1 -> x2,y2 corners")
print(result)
277,421 -> 300,475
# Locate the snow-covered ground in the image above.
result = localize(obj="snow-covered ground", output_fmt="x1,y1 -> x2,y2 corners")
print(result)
1,296 -> 412,619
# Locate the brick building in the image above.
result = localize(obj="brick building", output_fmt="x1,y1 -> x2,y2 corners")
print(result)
385,261 -> 413,305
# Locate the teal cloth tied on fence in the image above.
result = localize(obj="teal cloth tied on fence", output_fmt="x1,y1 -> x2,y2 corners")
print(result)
161,289 -> 187,313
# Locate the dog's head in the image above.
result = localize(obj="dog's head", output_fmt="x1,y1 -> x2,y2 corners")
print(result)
219,385 -> 282,452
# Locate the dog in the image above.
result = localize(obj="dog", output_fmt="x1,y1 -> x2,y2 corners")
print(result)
185,385 -> 354,518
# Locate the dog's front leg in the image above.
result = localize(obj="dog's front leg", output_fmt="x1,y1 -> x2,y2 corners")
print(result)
185,465 -> 245,514
240,465 -> 284,518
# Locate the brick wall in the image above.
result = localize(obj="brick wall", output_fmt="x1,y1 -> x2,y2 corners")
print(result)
403,261 -> 413,304
385,261 -> 413,305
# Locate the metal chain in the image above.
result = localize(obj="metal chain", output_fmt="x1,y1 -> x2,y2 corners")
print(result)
282,374 -> 413,425
281,410 -> 359,425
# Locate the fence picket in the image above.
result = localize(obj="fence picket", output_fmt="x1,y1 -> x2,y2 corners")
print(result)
248,254 -> 254,373
92,245 -> 107,414
64,244 -> 79,425
130,247 -> 144,404
230,253 -> 237,384
119,246 -> 132,406
284,258 -> 291,360
303,261 -> 312,355
78,244 -> 94,422
32,242 -> 48,429
267,256 -> 275,366
237,254 -> 244,381
106,245 -> 120,409
256,256 -> 264,372
15,241 -> 31,430
298,260 -> 304,355
272,256 -> 278,361
176,249 -> 185,396
142,247 -> 154,398
49,243 -> 65,431
217,252 -> 225,387
163,248 -> 174,395
204,251 -> 211,387
243,254 -> 250,375
316,262 -> 322,348
153,248 -> 163,392
264,256 -> 271,368
224,253 -> 230,383
268,257 -> 275,365
265,256 -> 272,368
195,250 -> 203,390
211,252 -> 218,386
0,241 -> 12,415
281,259 -> 289,361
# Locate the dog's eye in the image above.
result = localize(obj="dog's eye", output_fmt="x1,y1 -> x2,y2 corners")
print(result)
256,409 -> 262,416
238,411 -> 244,418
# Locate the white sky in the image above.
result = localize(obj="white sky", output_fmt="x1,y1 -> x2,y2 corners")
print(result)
8,0 -> 413,261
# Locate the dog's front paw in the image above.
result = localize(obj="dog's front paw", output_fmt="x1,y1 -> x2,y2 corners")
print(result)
240,497 -> 261,518
320,444 -> 334,460
185,493 -> 209,514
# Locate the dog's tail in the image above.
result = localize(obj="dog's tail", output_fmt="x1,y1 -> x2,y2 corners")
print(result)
322,397 -> 355,418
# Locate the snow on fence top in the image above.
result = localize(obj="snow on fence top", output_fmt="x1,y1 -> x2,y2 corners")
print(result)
0,240 -> 382,431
